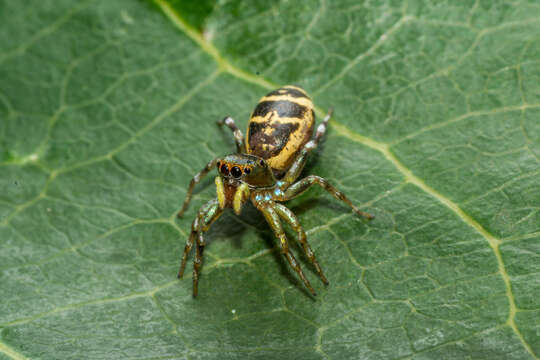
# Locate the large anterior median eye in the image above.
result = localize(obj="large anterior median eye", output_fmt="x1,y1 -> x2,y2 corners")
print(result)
220,163 -> 229,176
231,166 -> 242,178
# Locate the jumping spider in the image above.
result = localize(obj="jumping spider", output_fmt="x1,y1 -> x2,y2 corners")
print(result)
177,85 -> 373,297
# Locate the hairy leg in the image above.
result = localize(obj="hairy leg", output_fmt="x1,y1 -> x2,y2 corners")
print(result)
273,203 -> 328,285
284,175 -> 373,220
217,116 -> 245,153
192,240 -> 204,297
178,199 -> 223,297
259,204 -> 316,295
178,158 -> 220,217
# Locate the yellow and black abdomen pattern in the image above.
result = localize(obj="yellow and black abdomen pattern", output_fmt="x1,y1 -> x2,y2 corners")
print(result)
246,85 -> 315,174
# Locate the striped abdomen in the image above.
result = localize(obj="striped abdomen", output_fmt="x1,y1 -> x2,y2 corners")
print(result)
246,85 -> 315,174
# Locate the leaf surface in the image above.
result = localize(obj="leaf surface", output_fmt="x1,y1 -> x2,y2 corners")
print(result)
1,0 -> 539,359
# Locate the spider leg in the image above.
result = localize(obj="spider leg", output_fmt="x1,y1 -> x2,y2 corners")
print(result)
178,220 -> 197,279
217,116 -> 246,153
178,199 -> 223,297
281,108 -> 332,184
193,238 -> 204,298
259,204 -> 317,296
178,158 -> 220,217
273,203 -> 328,285
178,198 -> 222,278
284,175 -> 374,220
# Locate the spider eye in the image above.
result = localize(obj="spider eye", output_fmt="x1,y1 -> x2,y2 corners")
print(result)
220,163 -> 229,176
244,167 -> 251,175
259,159 -> 265,166
231,166 -> 242,178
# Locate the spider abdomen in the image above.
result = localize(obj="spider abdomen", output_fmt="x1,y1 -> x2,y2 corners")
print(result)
246,85 -> 315,174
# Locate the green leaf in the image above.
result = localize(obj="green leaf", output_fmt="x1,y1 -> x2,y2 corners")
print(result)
1,0 -> 539,359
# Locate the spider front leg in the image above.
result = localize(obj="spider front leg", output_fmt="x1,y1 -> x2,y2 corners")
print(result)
178,158 -> 220,217
178,198 -> 223,297
258,203 -> 317,296
217,116 -> 245,153
284,175 -> 374,220
273,203 -> 329,285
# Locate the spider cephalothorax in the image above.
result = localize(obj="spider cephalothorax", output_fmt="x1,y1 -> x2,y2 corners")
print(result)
214,154 -> 275,215
177,85 -> 373,297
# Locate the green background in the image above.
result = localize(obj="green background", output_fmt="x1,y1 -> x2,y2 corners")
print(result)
1,0 -> 539,359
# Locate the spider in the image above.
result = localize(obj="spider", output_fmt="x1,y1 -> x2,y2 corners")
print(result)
177,85 -> 373,297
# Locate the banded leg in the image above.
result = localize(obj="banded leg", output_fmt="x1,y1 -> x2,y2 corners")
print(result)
178,198 -> 222,278
284,175 -> 373,220
177,218 -> 199,279
282,108 -> 333,184
259,205 -> 316,295
178,199 -> 223,297
217,116 -> 245,153
273,203 -> 328,285
178,158 -> 219,217
193,241 -> 204,297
